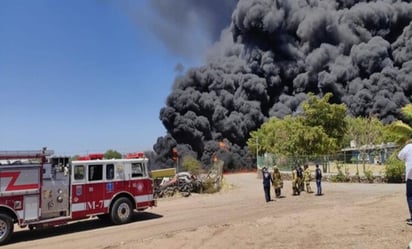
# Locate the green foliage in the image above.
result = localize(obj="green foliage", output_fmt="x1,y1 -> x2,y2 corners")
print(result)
344,115 -> 386,173
344,116 -> 386,148
364,169 -> 374,183
201,178 -> 220,193
104,149 -> 122,159
330,164 -> 350,182
384,153 -> 405,183
303,93 -> 348,148
386,120 -> 412,145
247,93 -> 347,157
261,116 -> 304,156
386,104 -> 412,145
181,155 -> 202,175
401,104 -> 412,121
248,130 -> 264,156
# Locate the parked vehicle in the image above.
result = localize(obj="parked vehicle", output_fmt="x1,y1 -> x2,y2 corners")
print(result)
0,148 -> 156,245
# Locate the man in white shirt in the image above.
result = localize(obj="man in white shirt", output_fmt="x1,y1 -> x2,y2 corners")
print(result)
397,141 -> 412,225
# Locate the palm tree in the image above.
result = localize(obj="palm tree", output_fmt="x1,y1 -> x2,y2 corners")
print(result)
387,104 -> 412,145
383,104 -> 412,183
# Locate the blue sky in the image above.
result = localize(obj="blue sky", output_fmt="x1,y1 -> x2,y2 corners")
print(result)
0,0 -> 202,155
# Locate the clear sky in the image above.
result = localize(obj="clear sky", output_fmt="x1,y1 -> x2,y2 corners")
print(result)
0,0 -> 202,156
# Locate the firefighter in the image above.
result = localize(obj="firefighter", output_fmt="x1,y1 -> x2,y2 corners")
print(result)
291,166 -> 300,196
304,164 -> 313,193
272,165 -> 283,198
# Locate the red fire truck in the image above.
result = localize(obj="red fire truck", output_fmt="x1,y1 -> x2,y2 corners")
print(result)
0,148 -> 156,244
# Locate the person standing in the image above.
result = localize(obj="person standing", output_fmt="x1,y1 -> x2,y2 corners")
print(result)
297,165 -> 304,191
272,165 -> 283,198
303,164 -> 313,193
291,166 -> 300,196
262,167 -> 273,202
397,141 -> 412,225
315,164 -> 323,196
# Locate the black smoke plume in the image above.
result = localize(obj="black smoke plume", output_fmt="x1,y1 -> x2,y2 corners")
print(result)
153,0 -> 412,169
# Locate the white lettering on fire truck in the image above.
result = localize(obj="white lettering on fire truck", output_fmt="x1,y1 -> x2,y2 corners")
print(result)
87,200 -> 104,210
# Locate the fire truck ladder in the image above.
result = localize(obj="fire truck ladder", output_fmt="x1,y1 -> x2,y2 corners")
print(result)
0,148 -> 54,160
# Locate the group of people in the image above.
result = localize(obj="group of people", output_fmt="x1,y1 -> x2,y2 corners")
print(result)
262,164 -> 323,202
260,140 -> 412,228
291,164 -> 323,196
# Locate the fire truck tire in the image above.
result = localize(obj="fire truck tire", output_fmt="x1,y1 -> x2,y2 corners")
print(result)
0,214 -> 13,245
110,197 -> 133,225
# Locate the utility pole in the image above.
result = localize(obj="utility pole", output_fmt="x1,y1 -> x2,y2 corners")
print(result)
256,136 -> 259,169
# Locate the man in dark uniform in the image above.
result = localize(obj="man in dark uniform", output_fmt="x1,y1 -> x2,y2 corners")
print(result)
297,165 -> 304,191
262,167 -> 273,202
315,164 -> 323,196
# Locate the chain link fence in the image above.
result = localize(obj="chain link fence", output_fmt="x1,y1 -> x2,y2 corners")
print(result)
256,150 -> 393,175
257,153 -> 332,172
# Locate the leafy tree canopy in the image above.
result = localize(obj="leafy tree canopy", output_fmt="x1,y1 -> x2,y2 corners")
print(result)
302,93 -> 347,148
248,93 -> 347,156
386,103 -> 412,145
104,149 -> 122,159
344,116 -> 386,148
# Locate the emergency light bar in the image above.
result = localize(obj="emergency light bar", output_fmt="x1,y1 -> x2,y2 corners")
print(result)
77,153 -> 104,160
126,152 -> 145,159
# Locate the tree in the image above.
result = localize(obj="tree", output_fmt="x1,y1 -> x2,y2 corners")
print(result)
247,93 -> 347,158
104,149 -> 122,159
386,104 -> 412,145
302,93 -> 348,149
345,116 -> 386,173
379,104 -> 412,183
345,116 -> 385,147
248,116 -> 303,157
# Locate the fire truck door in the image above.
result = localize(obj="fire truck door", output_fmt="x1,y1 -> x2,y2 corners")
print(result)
85,164 -> 105,213
71,164 -> 88,216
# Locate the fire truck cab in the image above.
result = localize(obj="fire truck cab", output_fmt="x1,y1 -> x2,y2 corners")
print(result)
0,149 -> 156,245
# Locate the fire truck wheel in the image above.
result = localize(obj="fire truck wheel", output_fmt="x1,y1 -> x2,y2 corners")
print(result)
0,214 -> 13,245
110,197 -> 133,225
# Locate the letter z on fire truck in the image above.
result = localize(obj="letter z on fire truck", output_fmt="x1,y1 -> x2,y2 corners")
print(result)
0,148 -> 156,245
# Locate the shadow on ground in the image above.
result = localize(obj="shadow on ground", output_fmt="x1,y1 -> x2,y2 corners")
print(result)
9,212 -> 163,245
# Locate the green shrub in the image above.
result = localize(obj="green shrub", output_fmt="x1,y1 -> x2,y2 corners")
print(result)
202,178 -> 220,193
364,169 -> 374,183
385,154 -> 405,183
181,155 -> 202,175
330,164 -> 350,182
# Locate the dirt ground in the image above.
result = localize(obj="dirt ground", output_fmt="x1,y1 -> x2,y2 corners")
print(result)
4,172 -> 412,249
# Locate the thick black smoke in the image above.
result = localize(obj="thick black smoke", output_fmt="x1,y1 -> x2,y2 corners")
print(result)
154,0 -> 412,169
